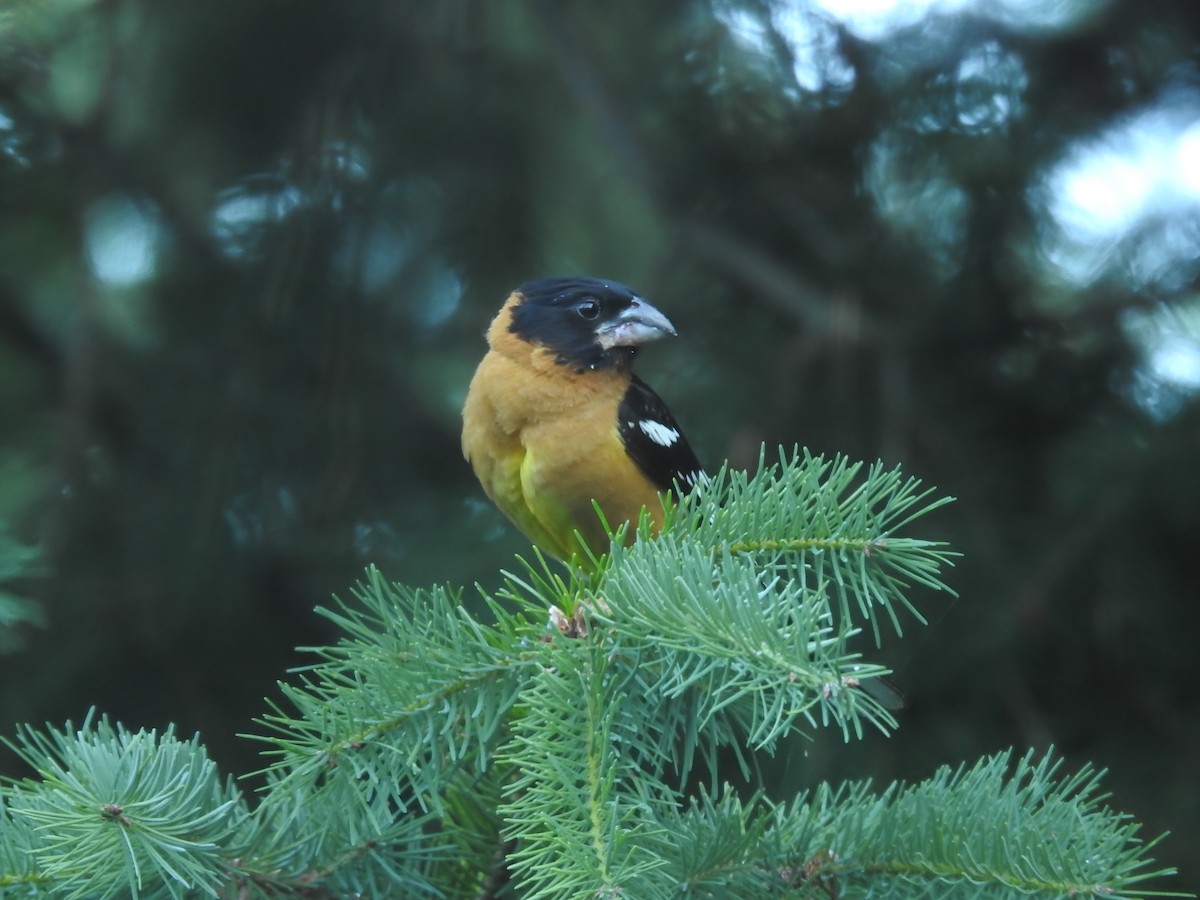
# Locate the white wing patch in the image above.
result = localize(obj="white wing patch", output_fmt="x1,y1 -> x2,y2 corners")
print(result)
638,419 -> 680,447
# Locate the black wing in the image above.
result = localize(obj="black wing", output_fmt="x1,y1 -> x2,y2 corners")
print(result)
617,375 -> 705,494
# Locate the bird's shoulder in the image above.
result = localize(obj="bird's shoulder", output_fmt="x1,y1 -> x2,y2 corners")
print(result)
617,375 -> 704,494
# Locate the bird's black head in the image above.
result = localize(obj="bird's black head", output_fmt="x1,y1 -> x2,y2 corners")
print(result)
508,276 -> 677,371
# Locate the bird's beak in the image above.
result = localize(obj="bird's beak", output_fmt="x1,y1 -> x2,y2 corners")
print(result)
595,297 -> 677,350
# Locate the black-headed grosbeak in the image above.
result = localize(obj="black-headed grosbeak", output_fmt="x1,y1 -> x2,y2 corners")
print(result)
462,277 -> 704,561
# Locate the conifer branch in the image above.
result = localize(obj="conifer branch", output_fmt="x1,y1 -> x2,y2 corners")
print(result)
664,447 -> 958,643
2,712 -> 241,899
0,447 -> 1181,898
498,644 -> 670,899
767,749 -> 1182,898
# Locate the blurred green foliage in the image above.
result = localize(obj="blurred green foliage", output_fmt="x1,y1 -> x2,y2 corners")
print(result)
0,0 -> 1197,889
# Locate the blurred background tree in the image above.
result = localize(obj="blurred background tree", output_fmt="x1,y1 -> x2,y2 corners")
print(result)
0,0 -> 1196,888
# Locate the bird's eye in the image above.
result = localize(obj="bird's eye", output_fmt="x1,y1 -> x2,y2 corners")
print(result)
575,298 -> 601,319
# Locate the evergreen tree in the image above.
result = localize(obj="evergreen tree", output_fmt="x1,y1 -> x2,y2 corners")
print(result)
0,450 -> 1179,897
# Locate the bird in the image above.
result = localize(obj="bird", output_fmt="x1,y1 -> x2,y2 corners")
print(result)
461,276 -> 704,562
